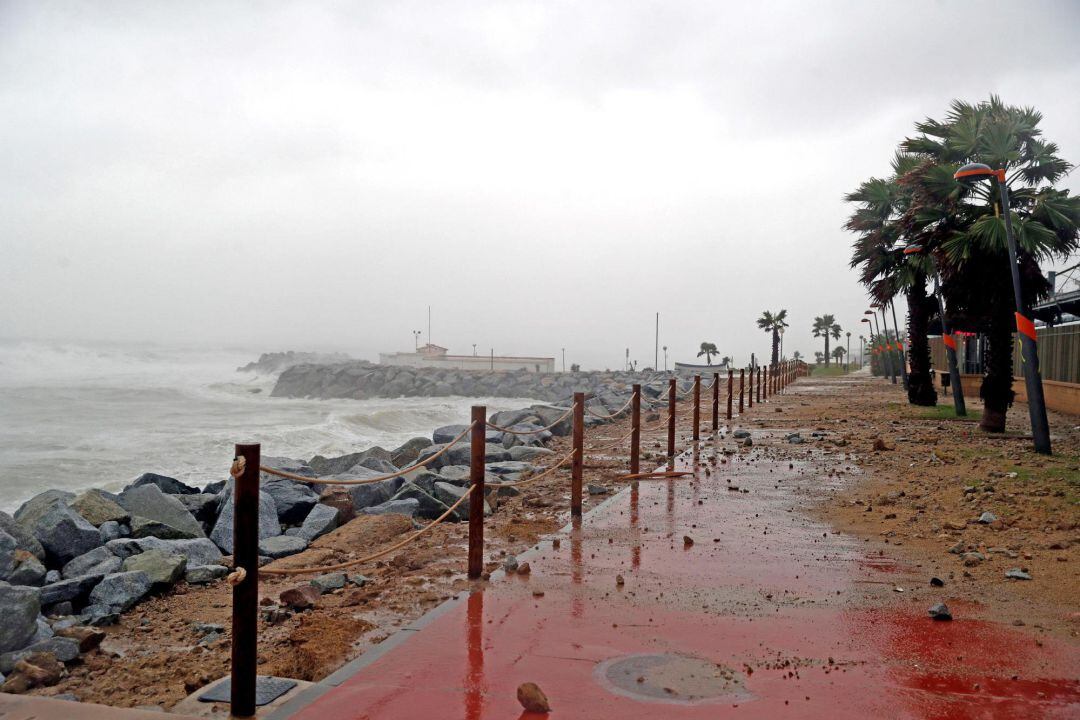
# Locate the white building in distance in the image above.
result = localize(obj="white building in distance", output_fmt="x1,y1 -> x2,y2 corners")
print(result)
379,344 -> 555,373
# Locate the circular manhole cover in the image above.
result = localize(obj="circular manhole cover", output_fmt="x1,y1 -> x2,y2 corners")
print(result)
595,653 -> 753,705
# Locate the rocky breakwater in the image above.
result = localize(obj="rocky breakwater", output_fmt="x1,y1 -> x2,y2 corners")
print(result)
271,361 -> 680,403
237,350 -> 351,375
0,376 -> 685,696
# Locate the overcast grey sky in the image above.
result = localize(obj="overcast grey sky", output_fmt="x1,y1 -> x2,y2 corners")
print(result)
2,0 -> 1078,370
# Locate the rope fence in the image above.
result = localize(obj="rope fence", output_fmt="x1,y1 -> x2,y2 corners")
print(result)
223,359 -> 807,716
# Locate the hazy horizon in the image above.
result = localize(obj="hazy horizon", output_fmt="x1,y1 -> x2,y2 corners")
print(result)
3,1 -> 1079,371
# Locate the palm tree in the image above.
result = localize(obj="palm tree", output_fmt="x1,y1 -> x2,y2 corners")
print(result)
845,151 -> 938,406
756,310 -> 789,365
720,356 -> 731,367
812,315 -> 841,365
814,351 -> 825,364
832,346 -> 846,366
697,342 -> 718,365
793,350 -> 803,362
901,96 -> 1080,431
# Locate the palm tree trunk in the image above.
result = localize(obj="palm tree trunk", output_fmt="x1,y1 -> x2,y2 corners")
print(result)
906,283 -> 938,406
979,309 -> 1015,433
824,337 -> 830,365
771,329 -> 780,366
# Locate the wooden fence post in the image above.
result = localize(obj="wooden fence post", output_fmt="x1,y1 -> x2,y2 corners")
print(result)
231,442 -> 260,718
468,406 -> 485,579
739,368 -> 745,414
727,369 -> 734,420
711,372 -> 720,432
748,366 -> 754,408
630,385 -> 641,476
667,378 -> 676,458
572,393 -> 584,517
692,375 -> 701,441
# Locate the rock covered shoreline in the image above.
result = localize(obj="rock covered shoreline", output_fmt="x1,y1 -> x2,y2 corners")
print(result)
0,360 -> 688,696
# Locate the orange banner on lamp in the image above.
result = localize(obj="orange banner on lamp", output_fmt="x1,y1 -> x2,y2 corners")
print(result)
943,334 -> 957,350
1015,312 -> 1037,341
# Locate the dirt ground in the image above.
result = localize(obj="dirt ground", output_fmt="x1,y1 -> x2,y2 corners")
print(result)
32,372 -> 1079,709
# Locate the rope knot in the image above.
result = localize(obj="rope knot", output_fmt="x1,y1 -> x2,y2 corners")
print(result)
229,456 -> 247,479
226,566 -> 247,586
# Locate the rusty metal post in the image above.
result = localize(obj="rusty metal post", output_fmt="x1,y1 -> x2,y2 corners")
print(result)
727,369 -> 734,420
630,385 -> 641,476
667,378 -> 676,457
468,406 -> 485,579
756,367 -> 762,404
571,392 -> 584,516
763,364 -> 769,399
748,366 -> 753,408
692,375 -> 701,441
231,442 -> 260,718
711,372 -> 719,432
738,368 -> 745,414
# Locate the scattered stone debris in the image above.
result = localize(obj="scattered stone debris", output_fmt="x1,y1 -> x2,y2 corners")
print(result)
928,603 -> 952,621
517,562 -> 531,575
929,577 -> 944,587
503,556 -> 519,574
517,682 -> 551,712
1004,568 -> 1032,581
978,512 -> 998,524
279,585 -> 321,610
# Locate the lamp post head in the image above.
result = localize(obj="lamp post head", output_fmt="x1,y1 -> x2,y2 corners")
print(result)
954,162 -> 1005,184
863,310 -> 874,315
861,318 -> 871,324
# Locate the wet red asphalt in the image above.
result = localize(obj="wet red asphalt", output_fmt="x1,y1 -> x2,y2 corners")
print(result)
288,438 -> 1080,719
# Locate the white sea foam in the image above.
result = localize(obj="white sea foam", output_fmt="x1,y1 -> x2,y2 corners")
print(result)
0,340 -> 537,512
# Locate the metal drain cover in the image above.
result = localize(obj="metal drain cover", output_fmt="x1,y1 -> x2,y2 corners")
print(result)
595,653 -> 752,705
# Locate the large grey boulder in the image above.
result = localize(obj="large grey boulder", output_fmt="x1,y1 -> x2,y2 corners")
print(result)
294,504 -> 339,542
13,490 -> 75,527
529,405 -> 574,436
173,493 -> 219,523
508,446 -> 556,462
488,408 -> 535,429
106,537 -> 223,567
0,636 -> 80,672
390,437 -> 433,467
122,550 -> 186,588
0,531 -> 17,581
0,582 -> 40,652
388,482 -> 447,519
309,447 -> 391,477
61,547 -> 121,579
485,461 -> 538,476
88,571 -> 152,612
39,574 -> 103,607
98,521 -> 125,543
257,535 -> 307,559
7,553 -> 47,587
118,484 -> 204,539
262,478 -> 319,525
0,512 -> 45,561
128,472 -> 199,495
185,565 -> 228,584
348,457 -> 397,474
434,482 -> 489,520
20,504 -> 102,567
210,492 -> 280,555
432,424 -> 469,444
68,490 -> 128,527
361,498 -> 420,518
348,475 -> 404,511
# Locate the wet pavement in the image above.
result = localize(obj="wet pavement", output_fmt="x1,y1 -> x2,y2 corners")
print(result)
281,434 -> 1080,719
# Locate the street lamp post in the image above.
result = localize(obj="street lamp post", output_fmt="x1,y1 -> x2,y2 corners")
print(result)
663,346 -> 668,373
865,310 -> 892,381
888,301 -> 909,390
877,305 -> 897,385
904,244 -> 966,416
561,348 -> 565,373
859,334 -> 865,369
860,318 -> 873,374
954,163 -> 1051,454
845,331 -> 851,372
